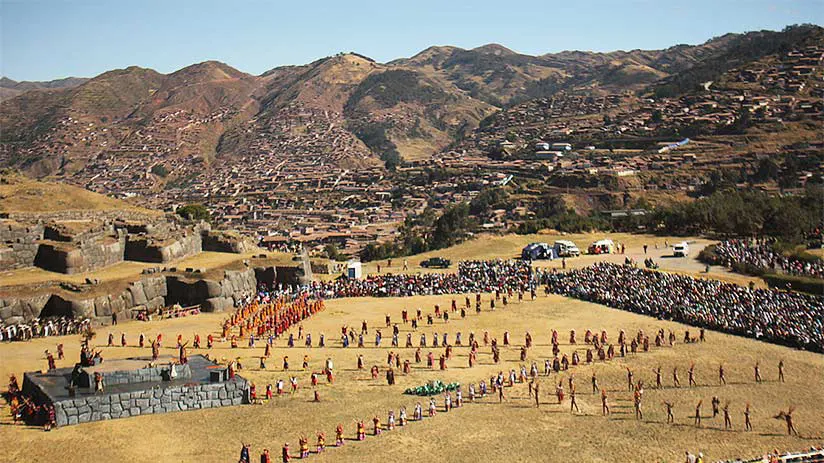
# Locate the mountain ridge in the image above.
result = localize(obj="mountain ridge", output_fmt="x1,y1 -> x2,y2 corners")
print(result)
0,24 -> 820,180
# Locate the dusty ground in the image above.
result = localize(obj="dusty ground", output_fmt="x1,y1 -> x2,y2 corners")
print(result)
1,292 -> 821,462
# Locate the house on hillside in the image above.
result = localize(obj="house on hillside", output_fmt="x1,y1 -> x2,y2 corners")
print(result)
535,151 -> 564,161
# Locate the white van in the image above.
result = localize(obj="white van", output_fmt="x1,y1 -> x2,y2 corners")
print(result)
673,242 -> 689,257
554,240 -> 580,257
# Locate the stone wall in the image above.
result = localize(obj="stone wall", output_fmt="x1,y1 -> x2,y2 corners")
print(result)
2,210 -> 162,223
166,268 -> 257,312
0,265 -> 272,325
0,293 -> 51,325
22,358 -> 248,426
125,232 -> 202,263
201,230 -> 258,254
0,275 -> 167,325
0,221 -> 44,271
34,235 -> 126,274
49,378 -> 247,426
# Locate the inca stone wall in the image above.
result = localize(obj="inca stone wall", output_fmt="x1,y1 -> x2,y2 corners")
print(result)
0,266 -> 272,324
166,268 -> 258,312
34,235 -> 126,274
201,230 -> 258,254
0,221 -> 44,271
124,232 -> 202,263
0,293 -> 51,325
2,210 -> 161,223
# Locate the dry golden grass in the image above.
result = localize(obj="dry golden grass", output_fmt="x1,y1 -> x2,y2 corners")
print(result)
0,174 -> 158,215
1,292 -> 821,462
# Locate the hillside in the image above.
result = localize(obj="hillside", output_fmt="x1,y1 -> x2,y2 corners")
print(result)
1,25 -> 821,185
649,24 -> 824,97
0,170 -> 159,215
0,76 -> 88,101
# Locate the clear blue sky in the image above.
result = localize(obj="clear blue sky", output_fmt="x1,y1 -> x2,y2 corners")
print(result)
2,0 -> 822,81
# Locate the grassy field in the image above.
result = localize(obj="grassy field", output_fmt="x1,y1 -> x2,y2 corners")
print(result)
1,292 -> 821,462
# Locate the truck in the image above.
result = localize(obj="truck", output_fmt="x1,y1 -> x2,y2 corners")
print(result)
553,240 -> 580,257
588,239 -> 615,255
673,242 -> 690,257
420,257 -> 451,268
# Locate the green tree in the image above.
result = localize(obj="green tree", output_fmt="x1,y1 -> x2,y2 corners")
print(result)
176,203 -> 210,222
325,244 -> 344,261
151,164 -> 169,178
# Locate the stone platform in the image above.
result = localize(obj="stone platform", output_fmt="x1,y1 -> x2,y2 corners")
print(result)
22,355 -> 248,426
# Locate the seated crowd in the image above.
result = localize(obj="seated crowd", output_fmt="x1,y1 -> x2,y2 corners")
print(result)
539,262 -> 824,353
714,238 -> 824,279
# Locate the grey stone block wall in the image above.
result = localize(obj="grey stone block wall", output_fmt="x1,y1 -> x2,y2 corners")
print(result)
0,294 -> 50,325
33,235 -> 126,274
0,221 -> 44,271
165,268 -> 256,312
201,230 -> 257,254
51,378 -> 248,426
0,264 -> 267,324
125,232 -> 202,264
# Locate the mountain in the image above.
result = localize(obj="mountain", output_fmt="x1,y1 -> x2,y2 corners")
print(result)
649,24 -> 824,97
219,53 -> 494,167
1,25 -> 821,181
0,76 -> 88,101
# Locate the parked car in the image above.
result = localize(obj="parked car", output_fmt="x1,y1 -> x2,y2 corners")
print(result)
554,240 -> 580,257
673,242 -> 690,257
421,257 -> 451,268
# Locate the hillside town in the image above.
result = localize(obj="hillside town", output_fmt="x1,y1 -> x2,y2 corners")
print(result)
1,37 -> 822,260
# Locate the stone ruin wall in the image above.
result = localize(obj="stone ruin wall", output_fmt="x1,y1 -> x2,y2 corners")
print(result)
165,268 -> 259,312
1,209 -> 164,224
201,231 -> 258,254
34,235 -> 127,274
0,266 -> 280,325
0,221 -> 44,271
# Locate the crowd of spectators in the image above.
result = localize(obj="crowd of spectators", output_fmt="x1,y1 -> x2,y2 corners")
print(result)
712,446 -> 824,463
307,260 -> 534,299
539,262 -> 824,353
1,317 -> 91,342
713,238 -> 824,279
